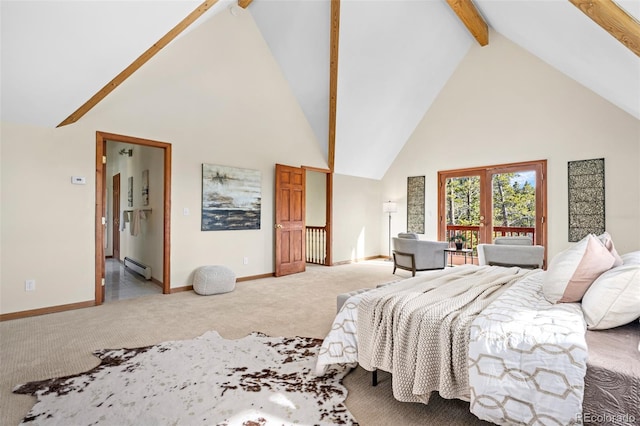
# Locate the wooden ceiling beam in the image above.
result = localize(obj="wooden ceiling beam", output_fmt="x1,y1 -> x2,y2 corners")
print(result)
57,0 -> 219,128
238,0 -> 253,8
328,0 -> 340,172
445,0 -> 489,47
569,0 -> 640,57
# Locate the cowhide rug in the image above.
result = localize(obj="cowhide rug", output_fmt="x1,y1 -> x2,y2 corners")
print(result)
13,331 -> 358,425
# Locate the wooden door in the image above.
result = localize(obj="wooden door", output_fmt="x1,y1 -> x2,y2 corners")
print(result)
275,164 -> 306,276
112,174 -> 121,261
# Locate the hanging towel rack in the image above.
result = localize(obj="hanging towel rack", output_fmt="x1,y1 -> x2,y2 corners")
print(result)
124,209 -> 152,213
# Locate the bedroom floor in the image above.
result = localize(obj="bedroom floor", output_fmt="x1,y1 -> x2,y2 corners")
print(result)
1,260 -> 491,426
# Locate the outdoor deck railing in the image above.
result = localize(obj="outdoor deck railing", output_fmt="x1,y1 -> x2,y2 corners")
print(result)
446,225 -> 535,254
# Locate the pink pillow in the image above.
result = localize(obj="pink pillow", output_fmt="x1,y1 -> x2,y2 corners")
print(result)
597,232 -> 623,267
543,234 -> 616,303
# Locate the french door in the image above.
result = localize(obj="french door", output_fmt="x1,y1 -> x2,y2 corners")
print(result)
437,160 -> 547,265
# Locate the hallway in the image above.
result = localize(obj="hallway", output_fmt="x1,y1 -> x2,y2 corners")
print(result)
105,258 -> 161,302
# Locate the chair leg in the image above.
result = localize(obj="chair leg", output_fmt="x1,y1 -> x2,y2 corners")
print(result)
372,369 -> 378,386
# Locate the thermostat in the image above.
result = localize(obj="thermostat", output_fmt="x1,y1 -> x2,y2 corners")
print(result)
71,176 -> 86,185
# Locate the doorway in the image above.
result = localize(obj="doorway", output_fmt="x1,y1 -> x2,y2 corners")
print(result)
304,167 -> 332,266
437,160 -> 547,266
95,131 -> 172,305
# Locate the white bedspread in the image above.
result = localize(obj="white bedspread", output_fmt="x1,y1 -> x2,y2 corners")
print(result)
315,286 -> 380,375
469,272 -> 587,425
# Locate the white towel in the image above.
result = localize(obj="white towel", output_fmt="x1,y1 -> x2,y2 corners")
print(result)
119,210 -> 126,232
130,209 -> 140,236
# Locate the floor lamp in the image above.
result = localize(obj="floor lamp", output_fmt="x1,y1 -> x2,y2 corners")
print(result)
383,201 -> 398,260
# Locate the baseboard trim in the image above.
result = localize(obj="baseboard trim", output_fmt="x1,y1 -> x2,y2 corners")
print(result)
237,272 -> 274,282
0,300 -> 96,322
332,255 -> 387,266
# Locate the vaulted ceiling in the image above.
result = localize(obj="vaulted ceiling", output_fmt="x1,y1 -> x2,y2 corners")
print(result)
2,0 -> 639,180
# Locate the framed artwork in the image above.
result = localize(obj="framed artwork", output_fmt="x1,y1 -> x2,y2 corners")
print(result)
142,170 -> 149,206
202,164 -> 262,231
568,158 -> 605,241
407,176 -> 425,234
127,176 -> 133,207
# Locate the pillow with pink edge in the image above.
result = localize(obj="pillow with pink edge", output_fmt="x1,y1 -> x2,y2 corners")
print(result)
597,232 -> 623,267
543,234 -> 615,304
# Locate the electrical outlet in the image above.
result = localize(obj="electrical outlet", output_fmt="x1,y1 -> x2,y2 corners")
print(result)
25,279 -> 36,291
243,257 -> 249,265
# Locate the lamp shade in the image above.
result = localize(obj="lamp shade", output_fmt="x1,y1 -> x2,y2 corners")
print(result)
382,201 -> 397,213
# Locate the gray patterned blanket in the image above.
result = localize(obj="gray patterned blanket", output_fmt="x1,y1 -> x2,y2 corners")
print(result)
356,265 -> 538,404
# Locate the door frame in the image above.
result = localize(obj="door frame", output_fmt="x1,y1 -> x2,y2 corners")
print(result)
112,173 -> 121,261
437,159 -> 547,264
95,131 -> 172,304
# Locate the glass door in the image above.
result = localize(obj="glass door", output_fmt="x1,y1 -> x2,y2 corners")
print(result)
491,169 -> 537,242
444,175 -> 482,250
438,160 -> 547,265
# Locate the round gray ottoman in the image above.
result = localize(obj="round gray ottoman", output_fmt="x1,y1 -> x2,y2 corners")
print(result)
192,265 -> 236,295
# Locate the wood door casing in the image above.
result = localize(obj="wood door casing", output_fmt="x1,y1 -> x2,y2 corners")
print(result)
96,131 -> 172,305
112,174 -> 121,261
275,164 -> 306,277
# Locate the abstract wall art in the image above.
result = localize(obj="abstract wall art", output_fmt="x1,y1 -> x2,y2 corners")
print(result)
142,169 -> 149,206
202,164 -> 262,231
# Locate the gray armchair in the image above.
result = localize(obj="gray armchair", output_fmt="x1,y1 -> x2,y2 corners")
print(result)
392,236 -> 448,276
477,236 -> 544,269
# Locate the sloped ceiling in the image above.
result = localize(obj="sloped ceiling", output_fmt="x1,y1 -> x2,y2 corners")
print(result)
2,0 -> 639,180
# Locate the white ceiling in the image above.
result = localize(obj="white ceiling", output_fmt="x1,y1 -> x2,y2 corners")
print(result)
2,0 -> 639,180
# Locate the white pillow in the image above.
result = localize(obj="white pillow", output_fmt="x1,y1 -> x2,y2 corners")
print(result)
597,232 -> 623,267
621,251 -> 640,265
581,264 -> 640,330
543,234 -> 615,303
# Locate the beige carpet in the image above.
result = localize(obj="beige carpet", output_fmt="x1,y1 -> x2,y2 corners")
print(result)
0,261 -> 490,425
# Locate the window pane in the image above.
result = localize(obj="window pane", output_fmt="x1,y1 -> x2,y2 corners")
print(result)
445,176 -> 480,249
491,171 -> 536,240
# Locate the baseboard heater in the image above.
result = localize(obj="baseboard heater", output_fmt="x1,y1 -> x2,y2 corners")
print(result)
123,257 -> 152,280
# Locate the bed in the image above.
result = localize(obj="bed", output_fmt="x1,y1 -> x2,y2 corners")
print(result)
316,256 -> 640,425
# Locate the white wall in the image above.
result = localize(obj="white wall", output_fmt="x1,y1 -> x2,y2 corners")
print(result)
305,170 -> 326,227
382,31 -> 640,259
1,123 -> 96,313
0,7 -> 328,314
332,173 -> 382,263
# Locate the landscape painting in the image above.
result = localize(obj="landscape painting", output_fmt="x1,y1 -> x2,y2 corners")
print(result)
202,164 -> 262,231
